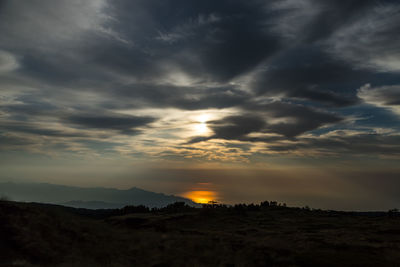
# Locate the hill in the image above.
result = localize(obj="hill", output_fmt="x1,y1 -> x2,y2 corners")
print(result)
0,200 -> 399,266
0,182 -> 200,208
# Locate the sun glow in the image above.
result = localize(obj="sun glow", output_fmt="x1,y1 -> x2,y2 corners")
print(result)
183,190 -> 218,204
194,114 -> 210,134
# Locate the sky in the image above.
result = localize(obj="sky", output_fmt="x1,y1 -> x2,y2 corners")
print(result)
0,0 -> 400,210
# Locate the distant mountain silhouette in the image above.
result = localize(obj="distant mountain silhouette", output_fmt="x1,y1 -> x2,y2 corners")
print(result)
0,182 -> 200,208
60,200 -> 128,209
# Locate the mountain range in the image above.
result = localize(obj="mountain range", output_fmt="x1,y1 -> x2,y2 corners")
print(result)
0,182 -> 200,209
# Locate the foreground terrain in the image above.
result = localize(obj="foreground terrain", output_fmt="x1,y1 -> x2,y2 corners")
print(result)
1,200 -> 399,266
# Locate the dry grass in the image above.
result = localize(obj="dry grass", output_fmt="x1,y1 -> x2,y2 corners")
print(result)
1,200 -> 399,266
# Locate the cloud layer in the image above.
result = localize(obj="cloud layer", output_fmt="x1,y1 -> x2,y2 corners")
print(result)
0,0 -> 399,162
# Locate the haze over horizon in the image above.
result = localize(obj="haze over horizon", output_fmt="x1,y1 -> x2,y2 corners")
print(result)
1,0 -> 400,210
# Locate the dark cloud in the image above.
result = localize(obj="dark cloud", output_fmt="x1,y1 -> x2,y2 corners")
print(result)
87,40 -> 162,82
267,132 -> 400,156
1,98 -> 58,119
186,136 -> 213,145
302,0 -> 378,42
223,142 -> 252,152
66,114 -> 156,135
188,102 -> 343,143
7,0 -> 281,86
19,55 -> 83,85
109,84 -> 249,110
186,115 -> 264,144
108,0 -> 281,82
260,102 -> 343,137
356,84 -> 400,131
358,84 -> 400,113
325,1 -> 400,73
0,122 -> 88,138
250,47 -> 368,106
0,134 -> 34,147
187,9 -> 280,81
2,0 -> 399,112
187,114 -> 268,144
209,114 -> 266,140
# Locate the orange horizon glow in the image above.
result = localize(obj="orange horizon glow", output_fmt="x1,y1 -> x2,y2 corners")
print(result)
183,190 -> 218,204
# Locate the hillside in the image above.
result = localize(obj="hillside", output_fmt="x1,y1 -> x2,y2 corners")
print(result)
1,200 -> 399,266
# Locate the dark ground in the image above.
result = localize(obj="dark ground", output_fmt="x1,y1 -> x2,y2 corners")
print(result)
1,200 -> 399,267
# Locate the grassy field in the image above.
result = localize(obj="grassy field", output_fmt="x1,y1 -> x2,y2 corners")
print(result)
1,200 -> 399,266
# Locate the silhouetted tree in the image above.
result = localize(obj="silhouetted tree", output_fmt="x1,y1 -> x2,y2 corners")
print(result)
163,202 -> 194,213
201,200 -> 220,209
388,208 -> 399,217
233,204 -> 247,216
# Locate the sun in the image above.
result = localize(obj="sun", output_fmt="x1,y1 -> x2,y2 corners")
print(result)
194,114 -> 210,134
195,122 -> 208,134
183,190 -> 218,204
